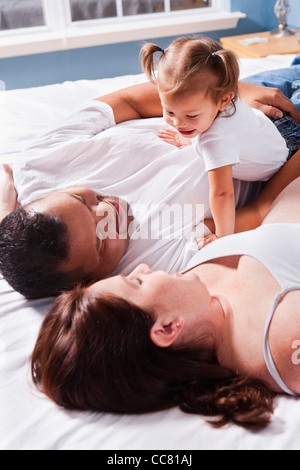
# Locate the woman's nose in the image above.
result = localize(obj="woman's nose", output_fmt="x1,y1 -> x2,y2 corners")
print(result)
129,264 -> 152,278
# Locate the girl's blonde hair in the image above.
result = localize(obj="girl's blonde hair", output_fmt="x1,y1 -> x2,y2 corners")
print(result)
140,36 -> 240,109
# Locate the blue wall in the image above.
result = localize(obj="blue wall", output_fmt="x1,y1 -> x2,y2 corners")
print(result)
228,0 -> 300,32
1,0 -> 299,90
289,0 -> 300,28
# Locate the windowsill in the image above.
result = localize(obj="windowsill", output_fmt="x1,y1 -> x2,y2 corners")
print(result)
0,10 -> 246,59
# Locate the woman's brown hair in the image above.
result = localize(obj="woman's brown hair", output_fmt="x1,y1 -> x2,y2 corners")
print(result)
31,286 -> 275,430
140,36 -> 240,111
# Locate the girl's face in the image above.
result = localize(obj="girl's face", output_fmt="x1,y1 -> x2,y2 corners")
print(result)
159,86 -> 233,138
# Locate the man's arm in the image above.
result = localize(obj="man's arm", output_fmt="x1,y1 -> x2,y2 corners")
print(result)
239,81 -> 300,124
0,165 -> 18,222
96,80 -> 300,125
95,82 -> 162,124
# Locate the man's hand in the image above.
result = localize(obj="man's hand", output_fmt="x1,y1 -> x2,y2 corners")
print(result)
239,81 -> 300,125
0,164 -> 18,222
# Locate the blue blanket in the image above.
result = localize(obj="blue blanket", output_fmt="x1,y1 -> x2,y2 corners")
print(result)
243,53 -> 300,112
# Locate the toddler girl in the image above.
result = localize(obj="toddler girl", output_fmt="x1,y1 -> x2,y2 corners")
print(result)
141,37 -> 295,248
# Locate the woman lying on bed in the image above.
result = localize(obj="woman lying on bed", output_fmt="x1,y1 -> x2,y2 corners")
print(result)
31,177 -> 300,430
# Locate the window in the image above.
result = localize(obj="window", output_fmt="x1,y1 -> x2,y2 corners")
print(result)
0,0 -> 245,58
170,0 -> 211,12
0,0 -> 45,31
68,0 -> 212,21
69,0 -> 117,21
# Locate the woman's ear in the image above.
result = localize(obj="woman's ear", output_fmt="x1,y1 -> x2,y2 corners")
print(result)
150,318 -> 184,348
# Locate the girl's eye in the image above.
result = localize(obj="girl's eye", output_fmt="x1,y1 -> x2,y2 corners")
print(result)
187,115 -> 199,119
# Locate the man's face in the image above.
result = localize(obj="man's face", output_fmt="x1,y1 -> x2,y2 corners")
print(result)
26,187 -> 132,281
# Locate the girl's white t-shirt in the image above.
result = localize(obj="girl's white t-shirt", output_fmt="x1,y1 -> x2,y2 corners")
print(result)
196,98 -> 289,181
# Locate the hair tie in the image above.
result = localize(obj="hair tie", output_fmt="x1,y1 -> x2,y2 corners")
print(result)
161,48 -> 165,54
212,52 -> 217,57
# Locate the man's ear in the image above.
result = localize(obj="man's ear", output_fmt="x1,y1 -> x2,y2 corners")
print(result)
150,318 -> 184,348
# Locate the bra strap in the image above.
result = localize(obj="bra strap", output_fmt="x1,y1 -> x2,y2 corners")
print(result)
263,287 -> 299,397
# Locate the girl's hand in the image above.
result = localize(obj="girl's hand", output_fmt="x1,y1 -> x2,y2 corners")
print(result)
0,164 -> 18,221
157,129 -> 192,149
196,234 -> 218,250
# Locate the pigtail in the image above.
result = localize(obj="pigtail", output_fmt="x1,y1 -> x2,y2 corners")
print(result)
210,48 -> 240,113
140,36 -> 241,114
140,43 -> 164,82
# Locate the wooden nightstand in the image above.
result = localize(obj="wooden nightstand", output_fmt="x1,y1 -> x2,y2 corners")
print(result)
220,30 -> 300,58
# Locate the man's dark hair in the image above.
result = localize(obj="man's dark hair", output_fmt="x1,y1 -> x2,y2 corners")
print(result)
0,208 -> 81,300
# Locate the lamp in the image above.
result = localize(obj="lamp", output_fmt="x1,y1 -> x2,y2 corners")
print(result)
271,0 -> 294,37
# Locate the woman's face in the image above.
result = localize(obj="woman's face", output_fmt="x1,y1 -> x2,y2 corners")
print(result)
88,264 -> 213,345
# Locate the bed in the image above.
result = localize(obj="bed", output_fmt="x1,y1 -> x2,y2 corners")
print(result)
1,53 -> 300,450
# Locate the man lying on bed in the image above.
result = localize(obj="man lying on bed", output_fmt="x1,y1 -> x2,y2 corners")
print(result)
0,80 -> 299,300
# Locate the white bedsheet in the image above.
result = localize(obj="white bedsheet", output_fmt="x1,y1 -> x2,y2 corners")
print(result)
1,54 -> 300,450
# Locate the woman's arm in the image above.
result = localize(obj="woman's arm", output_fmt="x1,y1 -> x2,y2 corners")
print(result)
234,149 -> 300,232
96,81 -> 300,125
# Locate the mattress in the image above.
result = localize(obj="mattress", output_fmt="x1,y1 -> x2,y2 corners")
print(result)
1,53 -> 300,450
